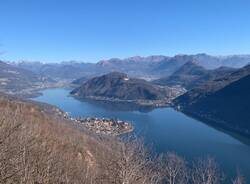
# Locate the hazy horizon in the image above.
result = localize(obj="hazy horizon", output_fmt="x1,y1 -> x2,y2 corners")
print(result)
2,53 -> 250,64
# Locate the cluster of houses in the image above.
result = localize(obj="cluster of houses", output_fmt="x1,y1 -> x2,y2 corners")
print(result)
55,109 -> 133,136
76,117 -> 133,136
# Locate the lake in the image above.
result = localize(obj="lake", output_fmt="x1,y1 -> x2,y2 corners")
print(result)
32,88 -> 250,182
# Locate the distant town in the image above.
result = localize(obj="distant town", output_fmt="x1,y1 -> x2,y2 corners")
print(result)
75,117 -> 133,136
56,109 -> 133,136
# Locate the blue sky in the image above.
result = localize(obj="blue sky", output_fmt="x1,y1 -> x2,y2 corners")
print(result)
0,0 -> 250,63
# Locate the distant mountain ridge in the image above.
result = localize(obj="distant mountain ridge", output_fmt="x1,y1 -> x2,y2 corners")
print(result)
154,61 -> 236,89
13,61 -> 105,80
11,54 -> 250,82
0,61 -> 53,95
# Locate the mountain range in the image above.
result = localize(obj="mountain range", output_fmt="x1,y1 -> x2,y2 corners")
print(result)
0,61 -> 54,96
12,61 -> 105,81
154,61 -> 236,89
11,54 -> 250,82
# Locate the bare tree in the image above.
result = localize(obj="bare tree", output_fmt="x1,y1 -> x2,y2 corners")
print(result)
191,157 -> 223,184
0,111 -> 23,183
115,136 -> 161,184
157,152 -> 188,184
232,173 -> 245,184
0,100 -> 99,183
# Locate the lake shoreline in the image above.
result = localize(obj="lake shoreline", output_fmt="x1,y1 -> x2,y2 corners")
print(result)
32,87 -> 250,140
71,94 -> 172,108
31,88 -> 250,183
31,87 -> 250,140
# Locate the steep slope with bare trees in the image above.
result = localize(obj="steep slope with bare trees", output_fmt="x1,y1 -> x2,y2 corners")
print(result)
0,94 -> 161,183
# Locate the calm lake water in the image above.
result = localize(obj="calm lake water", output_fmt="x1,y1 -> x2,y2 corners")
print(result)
32,88 -> 250,182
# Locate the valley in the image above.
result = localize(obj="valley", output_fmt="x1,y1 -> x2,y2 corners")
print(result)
1,54 -> 250,183
2,1 -> 250,183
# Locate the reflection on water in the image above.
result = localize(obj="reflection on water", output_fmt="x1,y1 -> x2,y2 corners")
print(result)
32,88 -> 250,182
77,98 -> 156,113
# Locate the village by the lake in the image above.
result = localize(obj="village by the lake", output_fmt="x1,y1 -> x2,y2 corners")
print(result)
56,109 -> 133,136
